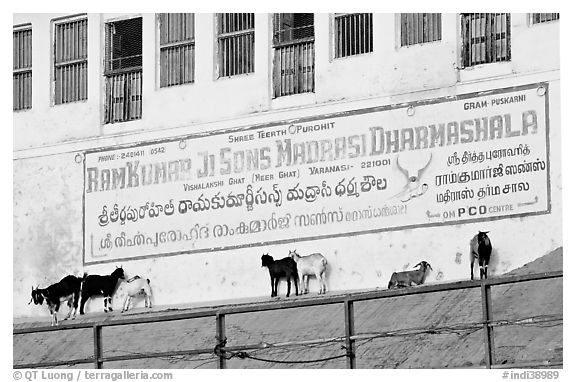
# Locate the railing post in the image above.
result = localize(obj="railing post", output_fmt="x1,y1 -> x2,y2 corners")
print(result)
215,313 -> 227,369
344,299 -> 356,369
93,325 -> 103,369
481,282 -> 495,368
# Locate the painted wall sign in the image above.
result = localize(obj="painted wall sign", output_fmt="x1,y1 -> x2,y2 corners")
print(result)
83,83 -> 550,264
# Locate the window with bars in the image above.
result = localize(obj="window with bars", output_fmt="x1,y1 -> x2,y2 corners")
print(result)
272,13 -> 315,98
159,13 -> 195,87
532,13 -> 559,24
104,17 -> 142,124
400,13 -> 441,46
54,16 -> 88,105
217,13 -> 254,77
13,26 -> 32,111
334,13 -> 373,58
461,13 -> 510,68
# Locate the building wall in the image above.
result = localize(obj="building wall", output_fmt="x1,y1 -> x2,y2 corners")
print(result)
13,13 -> 561,318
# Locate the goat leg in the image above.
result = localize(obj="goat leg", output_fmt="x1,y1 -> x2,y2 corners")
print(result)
270,277 -> 275,297
107,296 -> 114,312
320,272 -> 327,294
147,290 -> 153,308
121,295 -> 131,313
79,295 -> 88,315
286,277 -> 291,297
294,274 -> 299,296
274,278 -> 280,298
63,300 -> 73,320
481,265 -> 488,279
314,272 -> 323,294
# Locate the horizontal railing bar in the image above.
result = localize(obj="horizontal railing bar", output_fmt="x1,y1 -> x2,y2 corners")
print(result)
217,29 -> 254,39
350,271 -> 562,303
14,271 -> 562,335
491,361 -> 563,369
13,68 -> 32,75
55,58 -> 87,67
273,37 -> 315,49
14,357 -> 94,369
99,347 -> 215,363
223,336 -> 346,353
160,39 -> 195,49
483,270 -> 562,286
14,346 -> 216,369
104,67 -> 143,76
13,309 -> 219,334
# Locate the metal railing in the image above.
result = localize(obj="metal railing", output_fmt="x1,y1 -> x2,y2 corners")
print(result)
461,13 -> 511,68
334,13 -> 373,58
273,40 -> 315,98
104,69 -> 142,124
13,270 -> 562,369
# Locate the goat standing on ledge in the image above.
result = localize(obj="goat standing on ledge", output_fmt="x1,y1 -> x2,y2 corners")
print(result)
470,231 -> 492,280
289,250 -> 328,295
29,274 -> 85,326
388,261 -> 433,289
121,276 -> 153,313
261,254 -> 299,298
80,266 -> 125,314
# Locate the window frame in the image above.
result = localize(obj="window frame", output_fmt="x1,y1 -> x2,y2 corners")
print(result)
157,13 -> 196,88
104,16 -> 143,75
103,16 -> 143,124
398,13 -> 442,47
530,13 -> 560,25
52,14 -> 88,105
333,13 -> 373,59
13,23 -> 33,112
271,13 -> 315,98
460,13 -> 511,69
216,13 -> 255,78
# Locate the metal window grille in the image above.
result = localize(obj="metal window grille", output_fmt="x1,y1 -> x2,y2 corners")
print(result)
13,26 -> 32,111
461,13 -> 510,68
104,17 -> 142,124
272,13 -> 315,98
533,13 -> 559,24
400,13 -> 442,46
217,13 -> 255,77
54,17 -> 88,105
159,13 -> 195,87
334,13 -> 373,58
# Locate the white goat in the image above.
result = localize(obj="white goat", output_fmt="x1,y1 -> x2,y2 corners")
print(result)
121,276 -> 153,313
388,261 -> 433,289
288,250 -> 328,294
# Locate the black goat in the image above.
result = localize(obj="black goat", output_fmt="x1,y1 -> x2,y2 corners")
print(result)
261,254 -> 299,298
29,274 -> 85,326
79,266 -> 125,314
470,231 -> 492,280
